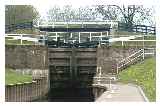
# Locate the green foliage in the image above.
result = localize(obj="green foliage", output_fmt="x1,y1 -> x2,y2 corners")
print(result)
5,68 -> 32,85
118,57 -> 156,101
134,36 -> 156,40
7,28 -> 40,34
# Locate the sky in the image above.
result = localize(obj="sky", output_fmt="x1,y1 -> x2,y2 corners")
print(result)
32,0 -> 155,18
2,0 -> 156,18
29,0 -> 156,26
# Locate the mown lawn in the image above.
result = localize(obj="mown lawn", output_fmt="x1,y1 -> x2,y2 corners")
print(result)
118,57 -> 156,101
133,36 -> 156,40
5,39 -> 35,45
5,68 -> 32,85
114,31 -> 141,36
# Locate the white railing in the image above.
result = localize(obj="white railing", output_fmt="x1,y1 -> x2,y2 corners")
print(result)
47,31 -> 109,43
116,49 -> 144,74
144,48 -> 156,56
116,48 -> 155,74
36,20 -> 118,28
5,34 -> 46,45
117,40 -> 156,46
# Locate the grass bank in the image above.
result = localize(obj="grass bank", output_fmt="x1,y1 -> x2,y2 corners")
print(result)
118,57 -> 156,101
5,68 -> 32,85
5,39 -> 35,45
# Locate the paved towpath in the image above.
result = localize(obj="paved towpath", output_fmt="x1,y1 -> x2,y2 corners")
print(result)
96,83 -> 147,102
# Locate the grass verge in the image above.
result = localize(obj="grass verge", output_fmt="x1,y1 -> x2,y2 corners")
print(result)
118,57 -> 156,101
5,39 -> 35,45
5,68 -> 32,85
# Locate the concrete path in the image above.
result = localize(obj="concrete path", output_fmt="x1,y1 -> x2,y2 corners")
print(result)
96,83 -> 146,102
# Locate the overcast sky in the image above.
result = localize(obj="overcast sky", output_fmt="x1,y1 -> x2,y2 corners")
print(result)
32,0 -> 155,18
1,0 -> 157,25
3,0 -> 156,17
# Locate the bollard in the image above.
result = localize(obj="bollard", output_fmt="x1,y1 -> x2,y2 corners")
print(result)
24,82 -> 32,102
5,85 -> 10,102
31,81 -> 36,101
8,84 -> 14,102
22,83 -> 26,102
36,79 -> 40,98
15,83 -> 18,101
17,83 -> 22,102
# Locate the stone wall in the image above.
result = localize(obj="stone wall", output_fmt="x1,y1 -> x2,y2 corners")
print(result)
5,45 -> 48,69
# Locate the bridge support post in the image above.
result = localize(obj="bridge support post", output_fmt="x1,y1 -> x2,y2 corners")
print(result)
79,32 -> 81,43
100,32 -> 102,41
56,33 -> 58,41
90,32 -> 92,41
20,34 -> 23,45
122,40 -> 124,46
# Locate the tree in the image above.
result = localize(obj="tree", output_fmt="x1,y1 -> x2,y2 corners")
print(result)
96,5 -> 118,20
47,5 -> 98,22
5,5 -> 39,25
96,5 -> 154,31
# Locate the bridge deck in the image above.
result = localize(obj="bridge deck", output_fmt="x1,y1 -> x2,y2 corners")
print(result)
39,27 -> 110,32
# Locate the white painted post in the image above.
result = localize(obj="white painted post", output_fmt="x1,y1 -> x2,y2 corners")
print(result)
143,48 -> 145,60
107,31 -> 108,37
82,22 -> 84,28
122,40 -> 124,46
116,64 -> 119,74
79,32 -> 81,43
99,67 -> 102,77
56,32 -> 58,41
143,35 -> 145,59
101,32 -> 102,41
90,32 -> 92,41
21,34 -> 23,45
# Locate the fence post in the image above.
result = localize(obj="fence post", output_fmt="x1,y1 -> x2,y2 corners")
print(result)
145,26 -> 148,35
116,64 -> 119,74
79,32 -> 81,43
17,83 -> 22,102
143,49 -> 145,60
90,32 -> 92,41
31,81 -> 36,101
122,40 -> 124,46
136,25 -> 138,33
21,34 -> 23,45
8,84 -> 14,102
